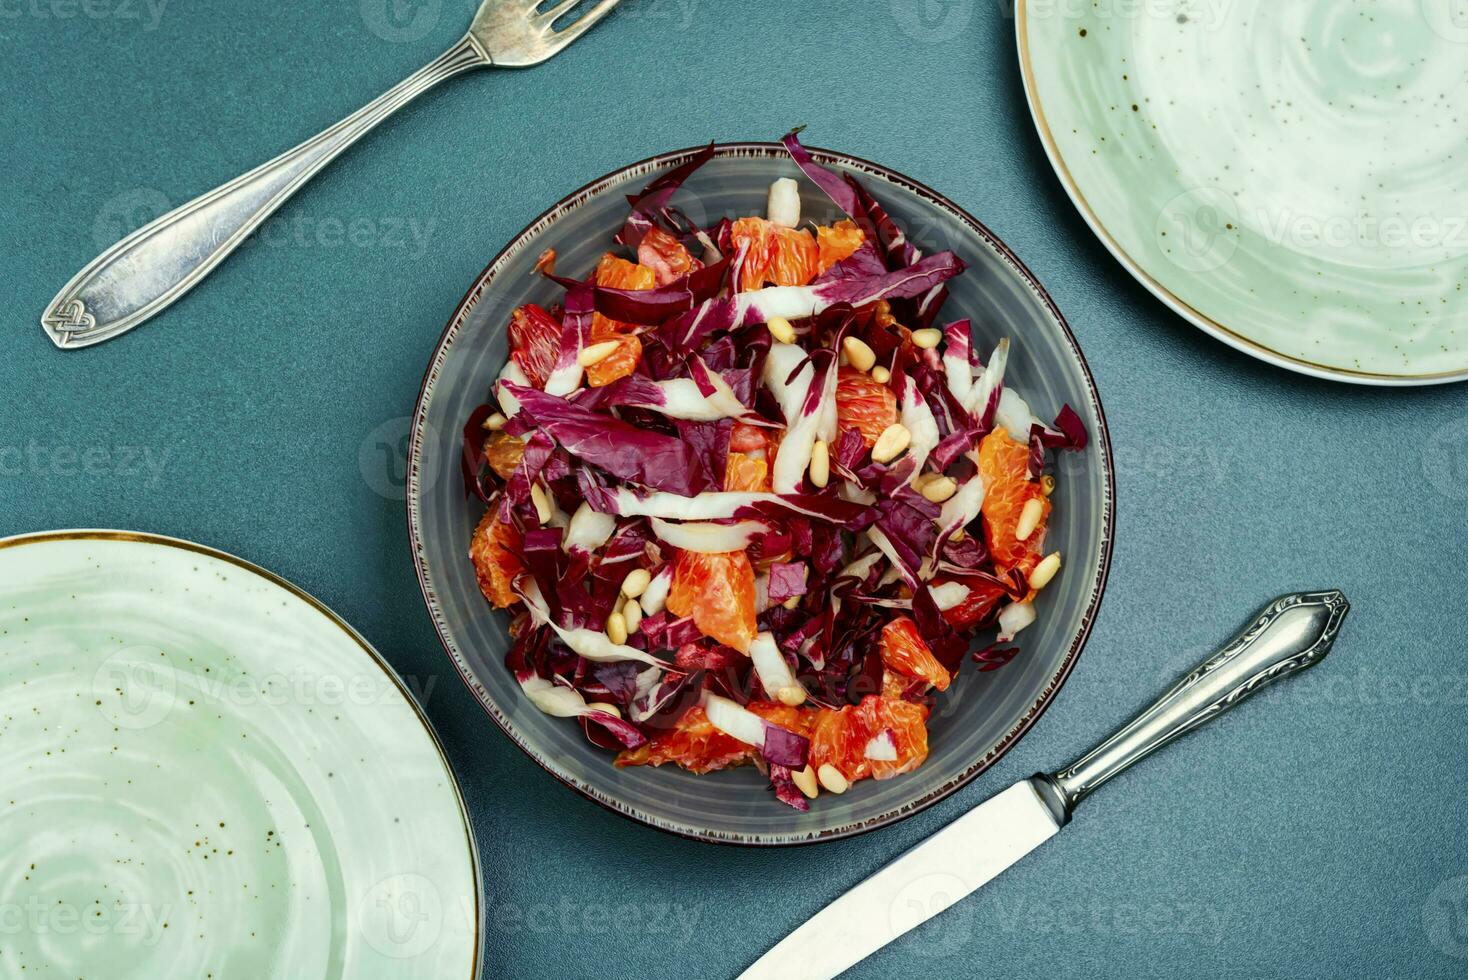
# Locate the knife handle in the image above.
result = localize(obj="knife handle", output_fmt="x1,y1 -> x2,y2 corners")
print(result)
1032,590 -> 1349,825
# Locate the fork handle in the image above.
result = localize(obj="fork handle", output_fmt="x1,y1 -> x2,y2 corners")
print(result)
42,35 -> 488,349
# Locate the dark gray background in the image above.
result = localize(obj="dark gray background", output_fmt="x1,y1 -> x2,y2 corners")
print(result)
3,0 -> 1465,976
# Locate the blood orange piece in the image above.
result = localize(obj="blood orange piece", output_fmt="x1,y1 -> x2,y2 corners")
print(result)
637,226 -> 701,286
729,422 -> 770,455
507,304 -> 560,389
469,506 -> 523,608
836,367 -> 898,449
935,576 -> 1009,630
977,430 -> 1050,575
879,617 -> 952,692
615,701 -> 811,772
807,696 -> 930,784
666,550 -> 758,654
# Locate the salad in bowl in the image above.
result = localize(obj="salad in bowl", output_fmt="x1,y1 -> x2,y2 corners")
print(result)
459,132 -> 1089,813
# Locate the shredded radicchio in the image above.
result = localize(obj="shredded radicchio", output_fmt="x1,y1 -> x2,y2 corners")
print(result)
462,130 -> 1091,810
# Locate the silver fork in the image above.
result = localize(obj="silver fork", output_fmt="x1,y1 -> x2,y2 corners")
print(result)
41,0 -> 621,350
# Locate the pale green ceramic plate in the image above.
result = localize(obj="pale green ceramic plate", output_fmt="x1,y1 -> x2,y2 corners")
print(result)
1018,0 -> 1468,384
0,531 -> 479,979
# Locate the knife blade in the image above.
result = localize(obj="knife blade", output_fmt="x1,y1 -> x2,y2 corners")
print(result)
738,590 -> 1350,980
738,779 -> 1060,980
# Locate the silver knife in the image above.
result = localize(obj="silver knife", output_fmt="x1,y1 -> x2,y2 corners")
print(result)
739,590 -> 1350,980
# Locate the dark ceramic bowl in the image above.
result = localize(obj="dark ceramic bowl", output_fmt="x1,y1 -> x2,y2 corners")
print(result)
407,143 -> 1114,845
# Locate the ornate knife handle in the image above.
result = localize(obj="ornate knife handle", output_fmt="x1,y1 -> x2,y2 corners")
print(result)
1033,590 -> 1349,825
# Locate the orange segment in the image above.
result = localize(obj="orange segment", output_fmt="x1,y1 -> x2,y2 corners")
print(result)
724,451 -> 771,492
808,696 -> 929,784
593,253 -> 656,336
730,217 -> 819,291
484,432 -> 525,480
879,617 -> 951,692
667,550 -> 758,653
469,508 -> 523,608
584,327 -> 641,387
836,367 -> 898,449
816,220 -> 865,274
978,429 -> 1051,576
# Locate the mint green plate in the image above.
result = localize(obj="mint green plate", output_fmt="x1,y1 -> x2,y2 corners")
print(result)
0,531 -> 479,979
1018,0 -> 1468,384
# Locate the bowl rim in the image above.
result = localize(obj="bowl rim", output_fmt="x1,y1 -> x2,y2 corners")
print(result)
406,140 -> 1116,846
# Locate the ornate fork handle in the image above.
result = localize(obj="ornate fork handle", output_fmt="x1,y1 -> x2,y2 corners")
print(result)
1033,590 -> 1350,823
42,37 -> 488,350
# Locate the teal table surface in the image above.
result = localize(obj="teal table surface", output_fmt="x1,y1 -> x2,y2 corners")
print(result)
3,2 -> 1466,978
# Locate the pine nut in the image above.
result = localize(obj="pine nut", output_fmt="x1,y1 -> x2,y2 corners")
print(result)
1029,552 -> 1062,590
606,611 -> 628,645
911,327 -> 942,349
585,702 -> 622,719
870,365 -> 891,384
621,568 -> 652,599
791,765 -> 819,799
871,423 -> 912,464
483,412 -> 508,431
767,316 -> 797,344
809,439 -> 830,488
776,684 -> 807,707
578,340 -> 620,367
842,336 -> 876,372
1015,497 -> 1044,541
817,764 -> 849,794
530,483 -> 553,525
623,598 -> 643,635
951,528 -> 967,542
920,475 -> 957,503
782,594 -> 800,610
1041,474 -> 1056,496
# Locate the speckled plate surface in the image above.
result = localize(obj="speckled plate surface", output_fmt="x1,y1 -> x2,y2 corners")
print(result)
0,531 -> 480,979
407,143 -> 1114,845
1018,0 -> 1468,384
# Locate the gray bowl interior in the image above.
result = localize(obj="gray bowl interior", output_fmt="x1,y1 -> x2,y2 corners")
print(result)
408,145 -> 1113,845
